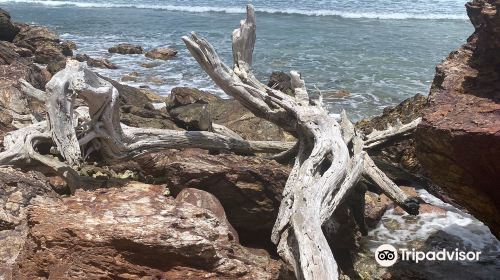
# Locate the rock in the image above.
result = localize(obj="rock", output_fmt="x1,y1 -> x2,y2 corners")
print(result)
121,74 -> 138,82
75,53 -> 118,69
323,89 -> 350,99
87,57 -> 117,69
364,191 -> 392,228
0,9 -> 19,42
34,42 -> 66,64
46,59 -> 66,75
60,40 -> 76,54
0,110 -> 14,150
167,87 -> 221,108
13,25 -> 59,52
108,43 -> 143,55
166,87 -> 292,141
98,74 -> 163,107
416,0 -> 500,238
0,61 -> 48,127
145,47 -> 178,60
176,188 -> 239,243
140,61 -> 161,68
129,149 -> 291,249
0,168 -> 57,280
12,184 -> 291,279
0,41 -> 20,65
146,75 -> 165,85
120,105 -> 181,130
267,71 -> 293,95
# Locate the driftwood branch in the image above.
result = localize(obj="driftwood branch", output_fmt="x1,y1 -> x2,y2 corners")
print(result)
183,5 -> 420,279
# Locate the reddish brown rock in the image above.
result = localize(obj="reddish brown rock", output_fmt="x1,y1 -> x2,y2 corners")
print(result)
176,188 -> 239,243
127,149 -> 290,248
12,184 -> 292,280
416,0 -> 500,238
0,168 -> 57,280
363,192 -> 392,228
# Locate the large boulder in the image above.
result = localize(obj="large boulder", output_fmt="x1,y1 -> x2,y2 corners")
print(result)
167,87 -> 293,141
0,168 -> 57,280
108,43 -> 143,55
116,149 -> 291,248
12,184 -> 292,279
0,9 -> 19,42
416,0 -> 500,238
145,47 -> 177,60
176,188 -> 239,243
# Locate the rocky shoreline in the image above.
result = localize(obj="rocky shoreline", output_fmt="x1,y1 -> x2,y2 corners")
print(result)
0,1 -> 499,279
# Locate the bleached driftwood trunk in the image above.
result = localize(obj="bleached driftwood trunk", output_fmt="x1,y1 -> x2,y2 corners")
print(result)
0,60 -> 295,190
183,5 -> 419,279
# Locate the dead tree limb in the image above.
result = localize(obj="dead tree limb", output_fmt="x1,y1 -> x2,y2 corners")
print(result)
183,5 -> 419,279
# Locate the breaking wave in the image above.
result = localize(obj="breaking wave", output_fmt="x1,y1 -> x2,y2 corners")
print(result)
0,0 -> 468,20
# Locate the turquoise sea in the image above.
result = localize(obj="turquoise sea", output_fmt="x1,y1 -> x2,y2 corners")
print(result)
0,0 -> 473,120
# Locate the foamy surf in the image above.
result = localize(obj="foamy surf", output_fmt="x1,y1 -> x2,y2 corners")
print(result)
0,0 -> 468,20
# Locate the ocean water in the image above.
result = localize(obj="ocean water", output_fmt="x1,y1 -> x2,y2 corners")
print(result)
0,0 -> 473,120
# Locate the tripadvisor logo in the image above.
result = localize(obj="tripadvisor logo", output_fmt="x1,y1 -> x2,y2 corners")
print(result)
374,244 -> 482,267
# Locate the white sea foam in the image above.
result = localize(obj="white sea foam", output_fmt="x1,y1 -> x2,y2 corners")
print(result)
0,0 -> 468,20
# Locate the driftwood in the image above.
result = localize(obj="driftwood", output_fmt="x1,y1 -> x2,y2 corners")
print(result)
183,5 -> 419,279
0,60 -> 295,190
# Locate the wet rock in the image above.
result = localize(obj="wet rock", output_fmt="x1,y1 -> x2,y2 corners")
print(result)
267,71 -> 293,95
130,149 -> 290,249
0,9 -> 19,42
416,0 -> 500,238
146,75 -> 165,85
176,188 -> 239,243
145,47 -> 178,60
166,87 -> 292,141
121,74 -> 138,82
0,168 -> 57,280
364,191 -> 392,228
140,61 -> 161,68
323,89 -> 351,99
60,40 -> 76,54
12,184 -> 291,279
108,43 -> 143,55
75,53 -> 118,69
